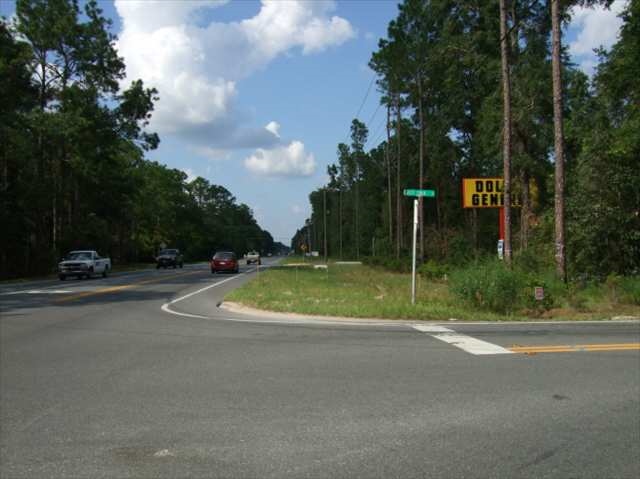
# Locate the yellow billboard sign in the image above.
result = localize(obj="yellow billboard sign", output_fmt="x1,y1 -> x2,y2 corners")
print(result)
462,178 -> 521,208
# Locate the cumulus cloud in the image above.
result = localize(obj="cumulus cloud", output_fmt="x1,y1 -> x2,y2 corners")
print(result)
569,0 -> 626,74
116,1 -> 229,32
191,146 -> 232,162
244,141 -> 316,177
114,0 -> 354,151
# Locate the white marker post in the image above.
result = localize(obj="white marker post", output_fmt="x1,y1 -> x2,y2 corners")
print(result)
411,199 -> 418,305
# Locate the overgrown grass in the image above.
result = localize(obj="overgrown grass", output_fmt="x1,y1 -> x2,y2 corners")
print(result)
226,263 -> 640,321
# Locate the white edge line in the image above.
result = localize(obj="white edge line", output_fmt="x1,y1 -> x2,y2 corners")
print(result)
162,268 -> 409,327
161,270 -> 253,318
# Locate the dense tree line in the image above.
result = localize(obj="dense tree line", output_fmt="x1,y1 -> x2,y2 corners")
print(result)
294,0 -> 639,280
0,0 -> 277,279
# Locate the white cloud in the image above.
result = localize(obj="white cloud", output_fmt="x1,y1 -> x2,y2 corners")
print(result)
116,1 -> 229,32
265,121 -> 281,138
182,168 -> 198,183
244,141 -> 316,177
291,204 -> 304,214
114,0 -> 354,150
569,0 -> 626,75
191,146 -> 232,162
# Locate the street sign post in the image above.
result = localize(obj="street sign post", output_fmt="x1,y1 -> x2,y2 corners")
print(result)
404,188 -> 437,305
404,188 -> 436,198
411,199 -> 418,305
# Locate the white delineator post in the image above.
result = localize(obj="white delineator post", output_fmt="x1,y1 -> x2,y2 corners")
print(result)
411,199 -> 418,305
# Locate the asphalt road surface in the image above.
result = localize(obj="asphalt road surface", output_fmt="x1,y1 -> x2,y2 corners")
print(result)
1,258 -> 639,478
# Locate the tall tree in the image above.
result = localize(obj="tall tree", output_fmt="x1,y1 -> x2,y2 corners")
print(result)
350,119 -> 368,259
499,0 -> 513,265
550,0 -> 566,281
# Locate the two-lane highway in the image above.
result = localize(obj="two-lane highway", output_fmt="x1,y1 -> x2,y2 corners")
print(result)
1,258 -> 639,478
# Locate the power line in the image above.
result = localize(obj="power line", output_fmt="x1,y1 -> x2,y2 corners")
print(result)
353,73 -> 376,123
365,102 -> 382,131
342,72 -> 376,146
366,115 -> 386,150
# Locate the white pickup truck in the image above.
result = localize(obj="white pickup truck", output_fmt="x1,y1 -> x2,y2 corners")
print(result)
58,250 -> 111,280
246,251 -> 261,265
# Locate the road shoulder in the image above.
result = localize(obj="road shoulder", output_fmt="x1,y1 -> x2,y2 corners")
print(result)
219,301 -> 640,325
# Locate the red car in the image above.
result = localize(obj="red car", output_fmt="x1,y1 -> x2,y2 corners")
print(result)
211,251 -> 239,274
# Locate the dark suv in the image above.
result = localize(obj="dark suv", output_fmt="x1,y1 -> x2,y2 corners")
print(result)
156,248 -> 184,269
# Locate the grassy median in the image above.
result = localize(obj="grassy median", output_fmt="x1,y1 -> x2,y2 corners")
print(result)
226,263 -> 640,321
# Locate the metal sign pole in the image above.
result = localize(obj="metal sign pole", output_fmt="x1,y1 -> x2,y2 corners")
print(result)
411,199 -> 418,305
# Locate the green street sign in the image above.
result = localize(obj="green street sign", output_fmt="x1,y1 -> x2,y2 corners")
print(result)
403,188 -> 436,198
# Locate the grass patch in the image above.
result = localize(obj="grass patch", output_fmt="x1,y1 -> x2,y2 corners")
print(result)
226,264 -> 640,321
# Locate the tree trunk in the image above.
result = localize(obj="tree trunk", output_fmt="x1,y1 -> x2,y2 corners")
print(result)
551,0 -> 567,282
472,208 -> 478,256
339,189 -> 343,260
520,169 -> 531,250
386,104 -> 393,249
355,178 -> 359,260
499,0 -> 513,266
395,94 -> 403,258
323,188 -> 328,262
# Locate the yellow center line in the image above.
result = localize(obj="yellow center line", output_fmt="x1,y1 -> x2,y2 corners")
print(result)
509,343 -> 640,354
53,270 -> 204,303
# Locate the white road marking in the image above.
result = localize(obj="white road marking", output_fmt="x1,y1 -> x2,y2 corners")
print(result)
0,290 -> 73,296
161,270 -> 253,317
413,325 -> 513,355
431,332 -> 514,355
412,325 -> 453,333
153,449 -> 175,458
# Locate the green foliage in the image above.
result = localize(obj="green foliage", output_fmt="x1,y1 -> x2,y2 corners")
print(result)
605,274 -> 640,306
0,4 -> 277,279
228,263 -> 637,322
364,256 -> 412,273
295,0 -> 636,284
449,258 -> 563,314
449,259 -> 525,314
418,260 -> 448,281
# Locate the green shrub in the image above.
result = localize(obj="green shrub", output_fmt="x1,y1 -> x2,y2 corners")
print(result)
449,259 -> 524,314
363,256 -> 411,273
606,274 -> 640,305
619,276 -> 640,305
519,276 -> 557,313
514,246 -> 553,274
418,260 -> 448,281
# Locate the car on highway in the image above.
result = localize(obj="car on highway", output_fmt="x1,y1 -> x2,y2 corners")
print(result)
58,250 -> 111,280
211,251 -> 239,274
246,250 -> 261,265
156,248 -> 184,269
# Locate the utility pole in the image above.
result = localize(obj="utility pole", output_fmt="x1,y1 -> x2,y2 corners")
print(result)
323,188 -> 328,263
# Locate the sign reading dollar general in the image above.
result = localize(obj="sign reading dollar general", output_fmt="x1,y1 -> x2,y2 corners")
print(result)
462,178 -> 521,208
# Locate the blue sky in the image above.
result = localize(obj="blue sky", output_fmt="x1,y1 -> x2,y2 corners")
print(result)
0,0 -> 627,244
